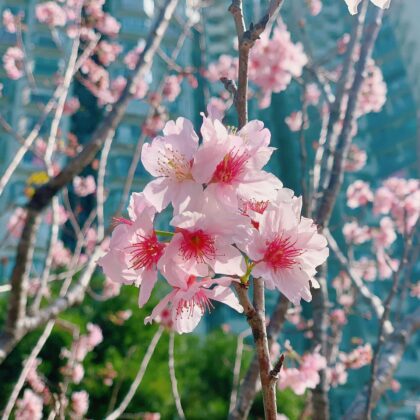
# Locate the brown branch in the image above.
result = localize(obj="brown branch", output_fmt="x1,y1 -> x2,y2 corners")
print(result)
343,307 -> 420,420
230,294 -> 288,420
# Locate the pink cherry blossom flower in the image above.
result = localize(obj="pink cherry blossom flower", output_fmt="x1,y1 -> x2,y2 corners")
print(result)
372,217 -> 396,249
124,41 -> 145,70
205,54 -> 238,82
70,363 -> 84,384
95,13 -> 120,37
249,24 -> 307,108
145,272 -> 243,334
327,362 -> 348,387
193,117 -> 281,209
141,117 -> 202,212
356,60 -> 387,117
162,75 -> 182,102
376,247 -> 398,279
16,389 -> 43,420
63,97 -> 80,115
330,308 -> 347,325
342,221 -> 370,244
410,282 -> 420,298
102,276 -> 121,299
344,144 -> 367,172
308,0 -> 322,15
373,185 -> 394,215
71,390 -> 89,418
344,0 -> 391,15
3,9 -> 17,33
3,46 -> 24,80
337,33 -> 351,54
44,204 -> 68,225
35,2 -> 67,27
305,83 -> 321,105
237,197 -> 329,304
285,111 -> 304,132
73,175 -> 96,197
99,193 -> 164,307
96,40 -> 122,66
346,180 -> 374,208
340,343 -> 372,369
353,257 -> 377,281
52,240 -> 71,267
279,352 -> 326,395
142,113 -> 167,138
207,97 -> 228,121
159,197 -> 247,278
332,271 -> 352,293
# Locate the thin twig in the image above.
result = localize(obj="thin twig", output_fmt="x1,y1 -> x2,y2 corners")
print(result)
105,326 -> 164,420
168,332 -> 186,420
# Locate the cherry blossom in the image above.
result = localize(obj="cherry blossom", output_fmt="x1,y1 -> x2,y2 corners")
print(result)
145,271 -> 243,334
162,75 -> 182,102
327,362 -> 348,387
141,117 -> 202,212
342,221 -> 370,244
3,46 -> 24,80
307,0 -> 322,16
237,197 -> 328,304
35,1 -> 67,27
205,54 -> 238,83
305,83 -> 321,105
71,390 -> 89,418
346,180 -> 374,208
344,144 -> 367,172
192,117 -> 281,209
159,195 -> 247,278
249,25 -> 307,108
285,111 -> 304,132
99,193 -> 164,307
73,175 -> 96,197
7,207 -> 27,238
96,40 -> 122,66
15,389 -> 43,420
340,343 -> 372,369
3,9 -> 18,33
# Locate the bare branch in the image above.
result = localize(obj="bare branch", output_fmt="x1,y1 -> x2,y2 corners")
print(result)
105,326 -> 164,420
168,332 -> 186,420
343,308 -> 420,420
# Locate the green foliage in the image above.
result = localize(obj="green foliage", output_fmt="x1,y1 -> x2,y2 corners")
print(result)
0,276 -> 304,419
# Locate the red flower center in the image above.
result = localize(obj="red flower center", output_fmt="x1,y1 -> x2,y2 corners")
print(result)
128,233 -> 165,270
211,149 -> 249,184
264,235 -> 302,270
178,229 -> 216,262
176,276 -> 214,317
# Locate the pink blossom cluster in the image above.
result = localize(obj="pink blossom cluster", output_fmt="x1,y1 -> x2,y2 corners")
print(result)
35,1 -> 67,27
344,144 -> 367,172
356,59 -> 387,117
248,25 -> 307,108
73,175 -> 96,197
3,46 -> 24,80
279,352 -> 327,395
99,110 -> 328,333
71,390 -> 89,418
340,343 -> 372,369
15,389 -> 43,420
373,178 -> 420,234
307,0 -> 323,16
61,323 -> 103,384
204,24 -> 307,109
2,9 -> 18,33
